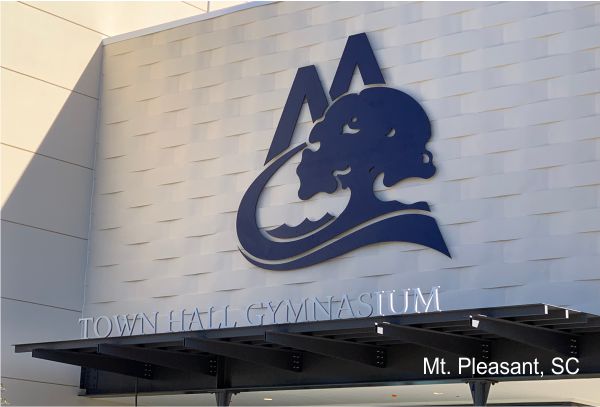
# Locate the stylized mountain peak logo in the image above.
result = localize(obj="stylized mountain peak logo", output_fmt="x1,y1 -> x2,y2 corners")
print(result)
236,33 -> 450,270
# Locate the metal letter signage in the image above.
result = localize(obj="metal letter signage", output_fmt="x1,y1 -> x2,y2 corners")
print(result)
237,33 -> 450,270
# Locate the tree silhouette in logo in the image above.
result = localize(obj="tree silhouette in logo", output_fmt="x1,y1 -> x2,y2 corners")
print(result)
236,33 -> 450,270
297,87 -> 435,215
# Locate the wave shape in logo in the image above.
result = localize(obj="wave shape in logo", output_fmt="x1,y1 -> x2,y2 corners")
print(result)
237,33 -> 450,270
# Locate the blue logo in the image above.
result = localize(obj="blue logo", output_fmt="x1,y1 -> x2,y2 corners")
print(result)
237,33 -> 450,270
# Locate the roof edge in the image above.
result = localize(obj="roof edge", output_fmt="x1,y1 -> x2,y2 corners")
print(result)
102,1 -> 274,46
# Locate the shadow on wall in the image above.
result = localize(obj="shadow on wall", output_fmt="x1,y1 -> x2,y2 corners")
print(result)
0,44 -> 112,406
1,43 -> 102,306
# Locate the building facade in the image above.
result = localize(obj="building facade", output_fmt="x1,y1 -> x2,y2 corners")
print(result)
90,0 -> 600,328
3,1 -> 600,405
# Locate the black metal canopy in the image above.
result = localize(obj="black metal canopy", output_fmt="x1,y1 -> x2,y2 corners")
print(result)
14,304 -> 600,406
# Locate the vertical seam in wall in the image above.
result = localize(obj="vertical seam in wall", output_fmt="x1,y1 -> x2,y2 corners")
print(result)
81,44 -> 105,323
1,143 -> 94,170
183,1 -> 208,12
1,297 -> 82,313
0,219 -> 88,241
0,376 -> 81,388
0,67 -> 100,100
18,1 -> 110,37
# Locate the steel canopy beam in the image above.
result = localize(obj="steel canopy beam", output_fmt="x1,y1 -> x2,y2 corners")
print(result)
511,307 -> 569,322
471,315 -> 578,356
530,314 -> 588,327
98,344 -> 214,375
265,331 -> 386,368
184,338 -> 302,372
376,322 -> 490,359
32,349 -> 153,379
16,305 -> 600,397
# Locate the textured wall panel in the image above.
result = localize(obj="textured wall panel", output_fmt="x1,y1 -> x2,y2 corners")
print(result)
86,2 -> 600,326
